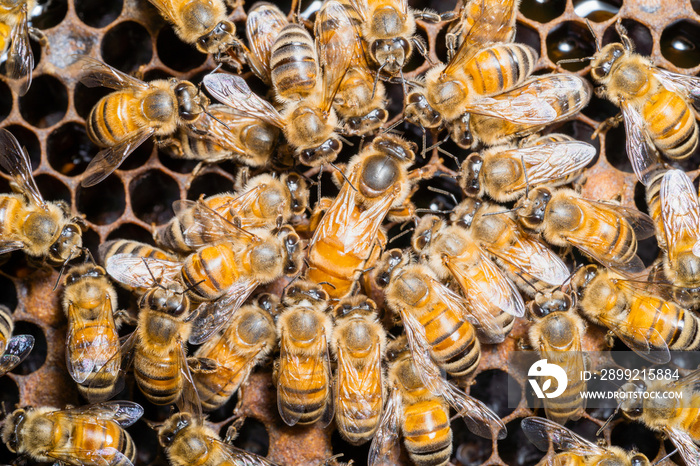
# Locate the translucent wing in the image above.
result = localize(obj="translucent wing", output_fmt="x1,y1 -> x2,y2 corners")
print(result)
185,106 -> 253,157
521,417 -> 607,456
0,334 -> 34,375
506,141 -> 596,190
105,254 -> 182,290
188,279 -> 260,345
346,0 -> 371,22
174,199 -> 259,248
661,170 -> 700,261
0,240 -> 25,254
665,427 -> 700,466
367,387 -> 401,466
44,444 -> 134,466
585,199 -> 656,241
667,367 -> 700,391
58,401 -> 144,427
195,346 -> 261,408
6,7 -> 33,96
213,437 -> 282,466
203,73 -> 285,128
246,3 -> 288,84
654,68 -> 700,102
176,341 -> 203,422
594,310 -> 671,363
0,128 -> 44,208
87,331 -> 138,403
316,1 -> 355,112
144,0 -> 181,28
82,129 -> 156,187
620,100 -> 660,185
73,55 -> 150,91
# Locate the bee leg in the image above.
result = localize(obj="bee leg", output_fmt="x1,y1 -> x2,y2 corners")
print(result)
187,357 -> 218,373
604,330 -> 616,349
28,27 -> 48,50
592,114 -> 623,140
114,309 -> 137,327
414,9 -> 441,22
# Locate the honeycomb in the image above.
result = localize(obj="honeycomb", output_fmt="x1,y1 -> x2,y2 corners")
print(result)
0,0 -> 699,464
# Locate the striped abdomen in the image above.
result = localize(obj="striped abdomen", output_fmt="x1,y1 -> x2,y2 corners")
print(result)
70,320 -> 120,399
134,344 -> 181,405
465,43 -> 536,96
626,295 -> 700,351
642,88 -> 698,160
0,304 -> 12,351
181,243 -> 241,301
645,170 -> 666,250
68,418 -> 135,465
101,239 -> 176,262
0,195 -> 27,240
678,394 -> 700,442
402,399 -> 452,466
270,24 -> 319,101
87,91 -> 147,147
573,201 -> 638,266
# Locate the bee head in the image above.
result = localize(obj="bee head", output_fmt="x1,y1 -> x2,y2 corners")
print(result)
2,409 -> 27,453
371,37 -> 411,75
333,296 -> 377,319
529,290 -> 573,318
174,81 -> 206,122
619,380 -> 646,419
158,412 -> 193,447
143,284 -> 189,317
374,248 -> 407,289
282,173 -> 309,215
590,43 -> 625,82
405,91 -> 443,128
48,222 -> 84,266
345,108 -> 389,136
299,138 -> 342,166
515,186 -> 552,230
197,20 -> 236,54
459,155 -> 483,198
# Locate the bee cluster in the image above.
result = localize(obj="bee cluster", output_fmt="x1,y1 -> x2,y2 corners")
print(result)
0,0 -> 699,465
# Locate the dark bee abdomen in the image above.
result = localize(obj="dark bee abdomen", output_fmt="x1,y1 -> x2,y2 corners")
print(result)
402,400 -> 452,466
134,349 -> 181,405
466,43 -> 536,96
87,91 -> 144,147
644,89 -> 698,161
270,24 -> 319,101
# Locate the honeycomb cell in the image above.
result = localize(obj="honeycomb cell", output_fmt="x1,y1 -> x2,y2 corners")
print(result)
330,429 -> 369,465
585,376 -> 620,419
81,227 -> 101,259
611,421 -> 660,459
498,418 -> 543,466
106,222 -> 154,244
187,172 -> 233,200
0,274 -> 17,311
157,25 -> 207,72
18,74 -> 68,128
604,125 -> 633,173
520,0 -> 566,23
454,426 -> 492,466
581,92 -> 619,122
119,138 -> 153,171
4,124 -> 40,170
143,68 -> 174,81
573,0 -> 622,22
515,22 -> 541,56
101,21 -> 153,72
469,369 -> 519,418
75,0 -> 124,28
130,170 -> 179,225
73,82 -> 111,120
232,418 -> 270,457
10,321 -> 46,375
47,122 -> 99,176
158,149 -> 199,173
130,419 -> 162,466
694,0 -> 700,15
546,21 -> 597,71
603,19 -> 653,56
31,0 -> 68,29
35,174 -> 71,205
77,176 -> 126,225
0,80 -> 12,123
661,20 -> 700,68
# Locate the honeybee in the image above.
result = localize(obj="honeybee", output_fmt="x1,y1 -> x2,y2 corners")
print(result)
452,198 -> 570,294
459,134 -> 596,202
275,281 -> 333,426
331,296 -> 386,444
376,249 -> 481,378
62,263 -> 122,400
306,134 -> 418,299
155,173 -> 309,254
157,411 -> 280,466
514,187 -> 655,275
0,304 -> 34,376
314,0 -> 388,136
522,416 -> 651,466
618,368 -> 700,466
413,215 -> 525,343
76,56 -> 209,187
446,0 -> 518,54
245,2 -> 288,86
571,264 -> 700,363
590,20 -> 700,184
368,338 -> 506,466
0,128 -> 85,266
526,289 -> 587,424
2,401 -> 143,466
0,0 -> 42,95
99,239 -> 179,295
193,294 -> 278,411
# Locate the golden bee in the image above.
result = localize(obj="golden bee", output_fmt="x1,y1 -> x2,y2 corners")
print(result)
0,128 -> 84,266
275,281 -> 334,426
157,411 -> 280,466
193,294 -> 278,411
526,289 -> 587,424
155,172 -> 309,254
514,187 -> 654,275
413,215 -> 525,343
331,295 -> 386,444
76,56 -> 209,187
451,198 -> 570,294
0,304 -> 34,376
459,134 -> 596,202
376,248 -> 481,379
571,264 -> 700,363
245,2 -> 288,85
62,263 -> 122,400
306,134 -> 419,299
618,368 -> 700,466
445,0 -> 518,55
522,416 -> 651,466
99,239 -> 179,295
0,0 -> 43,95
590,20 -> 700,184
2,401 -> 143,466
368,338 -> 506,466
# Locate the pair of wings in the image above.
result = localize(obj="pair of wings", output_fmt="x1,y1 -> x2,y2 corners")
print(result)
0,333 -> 34,376
624,68 -> 700,185
40,401 -> 143,466
4,3 -> 34,96
659,169 -> 700,262
197,429 -> 283,466
447,0 -> 518,55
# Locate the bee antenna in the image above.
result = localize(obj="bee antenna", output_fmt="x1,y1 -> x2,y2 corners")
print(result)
53,248 -> 80,291
382,117 -> 405,135
317,281 -> 336,289
653,449 -> 678,466
596,401 -> 621,436
415,208 -> 451,214
586,19 -> 601,52
372,62 -> 387,100
141,257 -> 165,290
337,134 -> 354,147
388,227 -> 414,244
438,146 -> 460,165
205,109 -> 231,131
427,186 -> 459,206
556,57 -> 594,66
82,247 -> 95,265
482,206 -> 522,217
330,162 -> 358,192
614,18 -> 633,51
281,270 -> 304,296
521,154 -> 530,198
181,279 -> 206,295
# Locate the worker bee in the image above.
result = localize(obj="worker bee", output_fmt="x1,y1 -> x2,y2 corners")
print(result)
459,134 -> 596,202
590,20 -> 700,184
0,128 -> 85,266
571,264 -> 700,363
193,294 -> 278,411
522,416 -> 651,466
0,304 -> 34,376
75,56 -> 209,187
526,289 -> 587,424
413,215 -> 525,343
306,134 -> 418,299
331,295 -> 386,444
62,263 -> 122,400
376,249 -> 481,378
275,281 -> 334,426
514,187 -> 655,275
0,0 -> 44,95
157,411 -> 280,466
2,401 -> 143,466
99,239 -> 178,295
445,0 -> 518,55
245,2 -> 288,85
314,0 -> 388,135
368,338 -> 506,466
155,172 -> 308,254
618,368 -> 700,466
